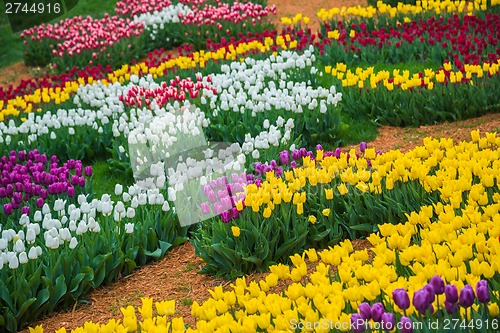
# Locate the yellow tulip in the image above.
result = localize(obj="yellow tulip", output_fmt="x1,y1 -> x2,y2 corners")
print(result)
232,226 -> 241,237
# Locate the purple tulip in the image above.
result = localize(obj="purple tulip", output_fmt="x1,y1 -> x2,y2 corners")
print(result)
358,302 -> 371,320
279,150 -> 290,165
0,188 -> 6,198
476,280 -> 488,289
459,285 -> 475,308
392,288 -> 410,310
18,151 -> 26,161
36,197 -> 44,208
381,312 -> 395,331
445,284 -> 458,303
476,284 -> 490,304
359,142 -> 367,153
3,203 -> 13,215
221,211 -> 231,223
214,204 -> 224,215
84,166 -> 93,177
78,177 -> 85,187
400,316 -> 413,333
207,190 -> 217,203
71,175 -> 79,186
430,276 -> 445,295
290,161 -> 297,169
299,148 -> 307,157
67,187 -> 75,198
269,160 -> 277,169
231,207 -> 239,219
21,206 -> 30,215
370,302 -> 384,322
292,149 -> 301,161
275,167 -> 283,178
413,289 -> 431,314
201,203 -> 211,215
444,300 -> 458,314
350,313 -> 365,333
316,144 -> 323,151
254,178 -> 262,187
423,284 -> 436,304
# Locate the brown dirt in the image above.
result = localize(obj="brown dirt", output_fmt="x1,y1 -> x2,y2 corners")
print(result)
5,0 -> 499,331
345,113 -> 500,154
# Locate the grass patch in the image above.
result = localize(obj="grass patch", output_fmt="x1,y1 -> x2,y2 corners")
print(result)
90,158 -> 122,199
0,0 -> 117,68
181,297 -> 193,306
340,116 -> 379,147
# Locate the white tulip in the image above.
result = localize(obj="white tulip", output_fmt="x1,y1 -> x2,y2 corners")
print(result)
8,253 -> 19,269
14,239 -> 25,253
126,207 -> 136,219
125,223 -> 134,234
19,251 -> 28,264
115,184 -> 123,196
69,237 -> 78,249
28,246 -> 38,259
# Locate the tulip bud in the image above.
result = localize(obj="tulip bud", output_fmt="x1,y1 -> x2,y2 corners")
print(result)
445,284 -> 458,303
350,313 -> 365,333
413,289 -> 431,314
476,284 -> 490,304
358,302 -> 371,320
381,312 -> 395,331
444,300 -> 458,314
392,288 -> 410,310
400,316 -> 413,333
370,302 -> 384,322
430,276 -> 445,295
459,285 -> 475,308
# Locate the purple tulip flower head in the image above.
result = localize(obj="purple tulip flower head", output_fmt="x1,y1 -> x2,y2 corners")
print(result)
400,316 -> 413,333
292,149 -> 301,161
413,288 -> 431,314
423,284 -> 436,304
350,313 -> 366,333
359,142 -> 367,153
316,144 -> 323,151
381,312 -> 395,331
357,302 -> 371,320
279,150 -> 290,165
444,300 -> 458,314
221,211 -> 231,223
370,302 -> 385,322
3,203 -> 13,216
429,275 -> 445,295
459,284 -> 475,308
476,280 -> 490,304
445,284 -> 458,303
392,288 -> 410,310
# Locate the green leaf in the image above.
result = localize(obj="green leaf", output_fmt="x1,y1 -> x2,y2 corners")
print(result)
50,275 -> 68,309
158,240 -> 173,256
15,297 -> 36,321
350,223 -> 377,233
31,288 -> 50,319
0,280 -> 15,313
144,248 -> 162,259
69,273 -> 86,293
242,256 -> 263,265
275,231 -> 308,260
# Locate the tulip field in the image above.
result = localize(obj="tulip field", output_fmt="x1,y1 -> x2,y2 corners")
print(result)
1,0 -> 500,331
